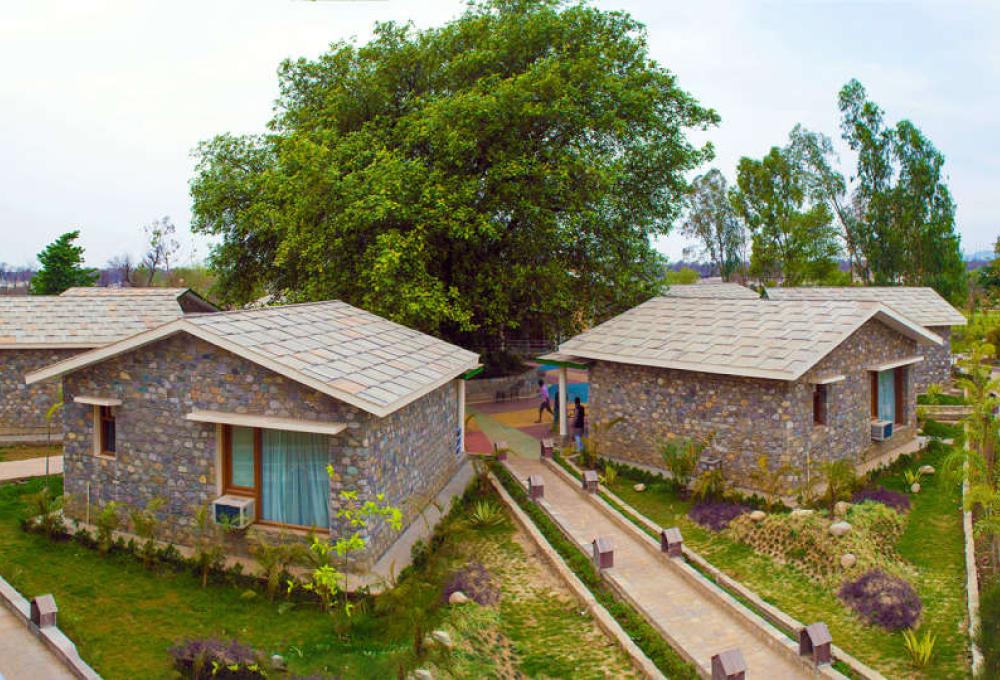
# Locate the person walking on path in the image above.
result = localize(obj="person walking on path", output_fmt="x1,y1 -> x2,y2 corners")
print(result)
573,396 -> 586,451
535,379 -> 553,423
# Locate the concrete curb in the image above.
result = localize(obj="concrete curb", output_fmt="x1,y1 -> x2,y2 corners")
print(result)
487,472 -> 666,680
963,420 -> 983,675
0,576 -> 101,680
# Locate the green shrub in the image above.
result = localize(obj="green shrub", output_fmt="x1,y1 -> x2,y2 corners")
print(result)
902,628 -> 936,669
468,500 -> 505,528
95,501 -> 123,555
660,437 -> 703,490
24,486 -> 65,539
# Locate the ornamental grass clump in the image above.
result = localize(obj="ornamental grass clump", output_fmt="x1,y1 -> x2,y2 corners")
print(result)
838,570 -> 922,630
443,561 -> 500,606
688,501 -> 748,531
851,487 -> 910,513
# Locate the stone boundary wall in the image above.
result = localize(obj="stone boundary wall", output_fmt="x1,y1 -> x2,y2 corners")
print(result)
0,575 -> 101,680
487,472 -> 666,679
544,457 -> 886,680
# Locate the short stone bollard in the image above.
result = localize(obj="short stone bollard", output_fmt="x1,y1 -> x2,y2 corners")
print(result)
711,648 -> 746,680
493,440 -> 508,461
592,537 -> 614,570
660,527 -> 683,557
582,469 -> 599,493
799,622 -> 833,666
540,438 -> 554,459
30,594 -> 58,628
528,474 -> 544,500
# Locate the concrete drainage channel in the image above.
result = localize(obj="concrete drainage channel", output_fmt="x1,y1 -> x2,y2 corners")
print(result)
541,454 -> 887,680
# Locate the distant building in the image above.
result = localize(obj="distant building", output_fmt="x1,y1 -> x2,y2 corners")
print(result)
0,288 -> 215,439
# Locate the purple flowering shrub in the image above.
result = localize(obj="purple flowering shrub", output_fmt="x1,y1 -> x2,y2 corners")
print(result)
838,570 -> 922,630
688,502 -> 749,531
851,487 -> 910,513
170,639 -> 267,679
443,561 -> 500,606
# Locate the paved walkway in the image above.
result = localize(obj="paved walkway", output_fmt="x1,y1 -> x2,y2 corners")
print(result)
472,407 -> 815,679
0,606 -> 76,680
0,456 -> 62,482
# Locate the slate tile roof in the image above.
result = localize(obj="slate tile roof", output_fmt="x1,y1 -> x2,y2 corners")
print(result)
664,283 -> 760,299
60,286 -> 190,297
557,297 -> 941,381
765,286 -> 965,327
27,300 -> 480,417
0,295 -> 191,347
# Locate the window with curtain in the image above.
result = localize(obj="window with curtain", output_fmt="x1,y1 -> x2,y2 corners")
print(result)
223,426 -> 330,530
877,370 -> 895,422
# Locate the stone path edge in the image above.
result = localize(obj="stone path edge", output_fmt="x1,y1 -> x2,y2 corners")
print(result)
0,575 -> 101,680
487,471 -> 666,680
547,456 -> 887,680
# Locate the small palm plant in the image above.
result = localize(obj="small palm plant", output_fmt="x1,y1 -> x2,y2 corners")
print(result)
902,628 -> 936,669
579,417 -> 623,469
129,497 -> 166,569
468,500 -> 505,528
25,486 -> 65,539
95,501 -> 123,555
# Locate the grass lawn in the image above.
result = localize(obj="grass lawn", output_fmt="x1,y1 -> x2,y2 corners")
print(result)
0,444 -> 62,462
0,476 -> 638,679
604,436 -> 968,679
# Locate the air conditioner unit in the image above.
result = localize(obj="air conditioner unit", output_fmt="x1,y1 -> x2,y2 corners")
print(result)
212,495 -> 255,529
871,420 -> 893,442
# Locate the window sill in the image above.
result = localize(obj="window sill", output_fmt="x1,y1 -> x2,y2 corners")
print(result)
251,521 -> 330,538
94,453 -> 117,461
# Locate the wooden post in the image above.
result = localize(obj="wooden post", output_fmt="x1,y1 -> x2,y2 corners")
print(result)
30,594 -> 58,628
592,537 -> 614,569
660,527 -> 683,557
528,475 -> 544,500
540,438 -> 554,459
494,440 -> 508,461
582,469 -> 599,493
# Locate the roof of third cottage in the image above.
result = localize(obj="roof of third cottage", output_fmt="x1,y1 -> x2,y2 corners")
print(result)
764,286 -> 965,327
0,295 -> 192,347
558,296 -> 941,381
663,283 -> 759,299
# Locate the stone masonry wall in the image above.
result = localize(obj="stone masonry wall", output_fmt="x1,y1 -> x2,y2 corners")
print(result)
796,319 -> 919,474
588,362 -> 795,479
0,348 -> 84,436
350,382 -> 461,564
62,333 -> 458,567
589,318 -> 921,488
913,326 -> 952,393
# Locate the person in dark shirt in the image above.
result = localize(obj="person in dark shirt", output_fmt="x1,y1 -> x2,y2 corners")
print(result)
572,396 -> 585,451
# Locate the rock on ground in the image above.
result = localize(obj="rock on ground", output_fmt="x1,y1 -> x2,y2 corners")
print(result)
829,521 -> 852,538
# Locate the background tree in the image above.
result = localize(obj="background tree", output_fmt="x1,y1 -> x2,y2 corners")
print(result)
190,0 -> 718,348
29,230 -> 98,294
139,217 -> 180,286
681,169 -> 747,281
977,237 -> 1000,306
105,254 -> 135,287
838,79 -> 967,303
732,146 -> 843,285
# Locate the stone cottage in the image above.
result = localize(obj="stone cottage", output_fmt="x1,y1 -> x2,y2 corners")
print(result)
545,296 -> 941,489
26,300 -> 480,568
764,287 -> 965,392
0,288 -> 214,440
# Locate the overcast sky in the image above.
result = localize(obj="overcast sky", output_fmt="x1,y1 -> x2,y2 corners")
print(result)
1,0 -> 996,269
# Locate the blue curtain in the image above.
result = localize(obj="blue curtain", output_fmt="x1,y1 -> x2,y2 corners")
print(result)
261,430 -> 330,529
878,370 -> 896,422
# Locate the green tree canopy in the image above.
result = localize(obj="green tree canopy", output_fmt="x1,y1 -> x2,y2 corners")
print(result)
681,169 -> 747,281
30,230 -> 98,295
190,0 -> 717,346
838,79 -> 967,303
732,146 -> 844,286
